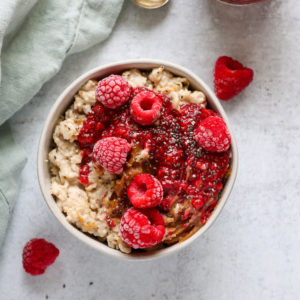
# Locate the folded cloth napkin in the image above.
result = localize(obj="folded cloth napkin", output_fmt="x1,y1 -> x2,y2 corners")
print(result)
0,0 -> 124,246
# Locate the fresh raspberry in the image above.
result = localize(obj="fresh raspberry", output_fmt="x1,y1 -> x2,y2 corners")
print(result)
195,116 -> 231,152
120,208 -> 165,249
130,91 -> 162,125
128,174 -> 163,208
96,75 -> 131,109
93,137 -> 131,174
214,56 -> 254,100
22,239 -> 59,276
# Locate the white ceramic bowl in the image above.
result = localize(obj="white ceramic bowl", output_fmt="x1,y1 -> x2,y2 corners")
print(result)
38,59 -> 238,260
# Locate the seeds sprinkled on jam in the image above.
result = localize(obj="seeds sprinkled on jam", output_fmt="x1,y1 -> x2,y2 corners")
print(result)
77,82 -> 231,246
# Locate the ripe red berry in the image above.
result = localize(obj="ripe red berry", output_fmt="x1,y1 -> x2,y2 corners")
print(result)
96,75 -> 131,109
130,91 -> 162,125
93,137 -> 131,174
195,116 -> 231,152
120,207 -> 165,249
214,56 -> 254,100
128,174 -> 163,208
22,239 -> 59,276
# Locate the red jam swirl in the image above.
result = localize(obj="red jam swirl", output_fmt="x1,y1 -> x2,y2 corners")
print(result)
77,87 -> 230,225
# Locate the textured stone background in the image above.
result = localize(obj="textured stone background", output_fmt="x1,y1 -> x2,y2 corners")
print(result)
1,0 -> 299,299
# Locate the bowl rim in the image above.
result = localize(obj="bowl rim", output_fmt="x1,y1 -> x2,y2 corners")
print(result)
37,58 -> 238,261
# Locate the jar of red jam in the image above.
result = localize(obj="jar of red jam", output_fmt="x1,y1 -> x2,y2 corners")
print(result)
218,0 -> 266,4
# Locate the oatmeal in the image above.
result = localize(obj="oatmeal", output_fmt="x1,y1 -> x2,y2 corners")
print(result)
49,67 -> 230,253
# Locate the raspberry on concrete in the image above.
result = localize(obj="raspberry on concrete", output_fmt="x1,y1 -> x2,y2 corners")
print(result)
214,56 -> 254,101
22,239 -> 59,276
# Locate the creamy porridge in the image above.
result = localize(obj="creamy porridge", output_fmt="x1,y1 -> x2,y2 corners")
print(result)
49,67 -> 230,253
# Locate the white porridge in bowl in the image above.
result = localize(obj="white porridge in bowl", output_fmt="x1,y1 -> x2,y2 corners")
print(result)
49,67 -> 231,253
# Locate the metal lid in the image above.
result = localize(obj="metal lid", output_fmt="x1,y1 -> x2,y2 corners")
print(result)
131,0 -> 169,9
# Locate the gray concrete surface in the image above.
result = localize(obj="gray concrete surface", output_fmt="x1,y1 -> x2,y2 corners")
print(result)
0,0 -> 299,299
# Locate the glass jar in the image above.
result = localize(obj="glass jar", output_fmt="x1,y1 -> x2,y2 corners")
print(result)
131,0 -> 169,9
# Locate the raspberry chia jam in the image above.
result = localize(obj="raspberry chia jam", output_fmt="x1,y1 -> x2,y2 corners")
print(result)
218,0 -> 266,4
49,67 -> 232,253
